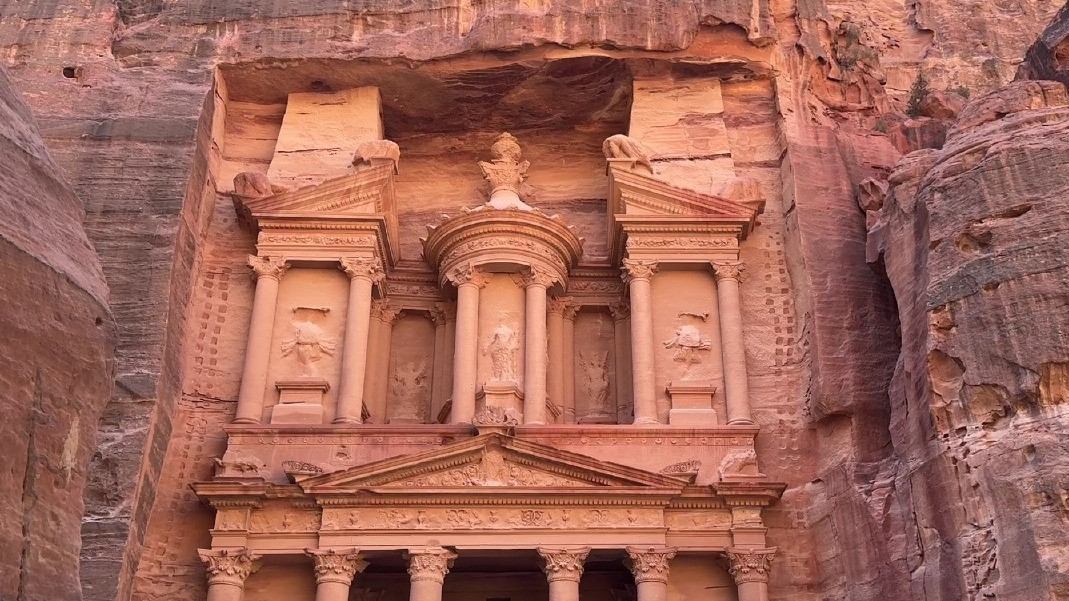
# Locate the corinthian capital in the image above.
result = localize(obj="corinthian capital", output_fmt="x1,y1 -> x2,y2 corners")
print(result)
625,546 -> 676,584
339,257 -> 386,284
621,259 -> 658,283
404,547 -> 457,584
608,302 -> 630,322
371,299 -> 402,325
522,266 -> 558,289
305,548 -> 368,585
711,260 -> 745,283
198,547 -> 262,587
446,264 -> 489,288
538,547 -> 590,583
725,547 -> 776,584
248,255 -> 288,281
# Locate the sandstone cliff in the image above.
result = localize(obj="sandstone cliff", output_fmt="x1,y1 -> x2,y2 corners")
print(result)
0,66 -> 116,601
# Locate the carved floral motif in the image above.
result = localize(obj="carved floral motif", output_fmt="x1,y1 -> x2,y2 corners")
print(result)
445,264 -> 490,288
282,460 -> 324,475
625,547 -> 677,584
479,133 -> 530,200
621,259 -> 658,282
319,507 -> 662,530
248,255 -> 288,280
370,300 -> 402,324
339,257 -> 386,283
626,237 -> 736,249
213,450 -> 265,478
472,405 -> 520,426
711,260 -> 746,282
660,459 -> 702,476
405,548 -> 457,584
259,234 -> 375,246
718,448 -> 763,479
538,547 -> 591,582
522,266 -> 558,288
306,548 -> 368,585
198,548 -> 262,586
725,547 -> 777,584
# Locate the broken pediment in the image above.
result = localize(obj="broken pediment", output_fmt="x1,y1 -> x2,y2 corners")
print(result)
607,163 -> 760,227
296,433 -> 689,493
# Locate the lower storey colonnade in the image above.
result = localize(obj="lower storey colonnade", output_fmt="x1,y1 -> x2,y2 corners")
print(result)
198,546 -> 776,601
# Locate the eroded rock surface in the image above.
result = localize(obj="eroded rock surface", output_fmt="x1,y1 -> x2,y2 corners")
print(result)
0,66 -> 115,601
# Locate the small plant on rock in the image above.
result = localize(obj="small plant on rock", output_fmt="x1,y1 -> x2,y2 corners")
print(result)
906,71 -> 931,118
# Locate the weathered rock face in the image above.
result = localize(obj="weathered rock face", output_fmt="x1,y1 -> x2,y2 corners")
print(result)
0,2 -> 1066,601
1019,2 -> 1069,86
0,66 -> 115,601
868,80 -> 1069,600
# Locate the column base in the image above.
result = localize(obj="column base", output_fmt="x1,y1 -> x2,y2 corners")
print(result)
633,416 -> 661,426
232,417 -> 261,425
727,418 -> 756,425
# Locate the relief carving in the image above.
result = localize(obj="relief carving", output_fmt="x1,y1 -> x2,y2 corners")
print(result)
390,360 -> 430,422
305,548 -> 368,585
663,312 -> 712,378
538,547 -> 591,582
282,460 -> 324,476
666,510 -> 733,530
660,459 -> 702,477
233,171 -> 277,198
353,139 -> 401,169
446,264 -> 490,288
248,509 -> 320,533
718,448 -> 764,479
340,257 -> 386,283
621,259 -> 658,282
339,507 -> 661,530
712,260 -> 746,282
602,134 -> 655,173
213,449 -> 265,478
478,132 -> 532,210
626,237 -> 735,248
625,547 -> 677,584
260,234 -> 375,246
198,548 -> 262,587
405,548 -> 457,584
725,547 -> 777,584
472,405 -> 520,426
483,319 -> 519,382
281,306 -> 336,376
247,255 -> 289,281
578,351 -> 612,422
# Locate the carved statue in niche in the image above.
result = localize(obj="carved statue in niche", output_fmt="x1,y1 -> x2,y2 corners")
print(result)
578,350 -> 611,421
280,306 -> 336,377
478,132 -> 534,210
390,360 -> 430,422
663,312 -> 712,378
483,318 -> 518,382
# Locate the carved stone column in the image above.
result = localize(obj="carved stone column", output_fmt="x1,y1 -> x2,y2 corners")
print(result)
404,547 -> 457,601
726,548 -> 776,601
429,302 -> 451,416
307,548 -> 369,601
621,259 -> 659,425
625,547 -> 676,601
335,258 -> 384,424
547,298 -> 568,422
538,547 -> 590,601
712,261 -> 753,424
198,548 -> 262,601
369,300 -> 402,423
609,303 -> 631,423
235,256 -> 289,424
448,265 -> 488,424
523,268 -> 554,425
561,301 -> 580,424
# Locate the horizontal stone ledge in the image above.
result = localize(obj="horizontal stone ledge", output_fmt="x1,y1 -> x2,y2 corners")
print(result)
36,116 -> 199,142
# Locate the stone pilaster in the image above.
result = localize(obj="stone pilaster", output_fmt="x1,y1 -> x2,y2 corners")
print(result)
712,260 -> 753,424
198,547 -> 262,601
335,258 -> 385,424
235,256 -> 289,424
621,259 -> 659,425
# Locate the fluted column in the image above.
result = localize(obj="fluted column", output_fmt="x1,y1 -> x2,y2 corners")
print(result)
726,548 -> 776,601
235,256 -> 289,424
625,547 -> 676,601
369,300 -> 402,424
712,261 -> 753,424
306,548 -> 368,601
335,258 -> 384,424
523,268 -> 555,425
447,265 -> 488,424
547,298 -> 568,422
561,301 -> 580,424
621,259 -> 659,425
609,303 -> 631,423
198,548 -> 262,601
405,547 -> 457,601
538,547 -> 590,601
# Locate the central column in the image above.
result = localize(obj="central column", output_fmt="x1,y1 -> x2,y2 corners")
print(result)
726,548 -> 777,601
626,547 -> 676,601
523,268 -> 554,425
538,547 -> 590,601
405,547 -> 456,601
235,255 -> 289,423
306,548 -> 368,601
335,258 -> 384,424
198,548 -> 262,601
447,264 -> 488,424
712,261 -> 754,424
621,259 -> 659,425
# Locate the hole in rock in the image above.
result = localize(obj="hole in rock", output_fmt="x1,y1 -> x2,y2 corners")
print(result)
62,66 -> 78,78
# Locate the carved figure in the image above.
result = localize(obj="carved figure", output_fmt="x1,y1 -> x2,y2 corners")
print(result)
663,312 -> 712,377
482,322 -> 518,382
353,139 -> 401,170
213,450 -> 265,478
478,132 -> 534,210
602,134 -> 655,173
718,448 -> 763,479
281,306 -> 336,376
390,360 -> 430,421
578,350 -> 611,419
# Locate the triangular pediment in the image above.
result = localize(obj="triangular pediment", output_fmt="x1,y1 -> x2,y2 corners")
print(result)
298,433 -> 689,493
607,165 -> 759,230
235,163 -> 396,228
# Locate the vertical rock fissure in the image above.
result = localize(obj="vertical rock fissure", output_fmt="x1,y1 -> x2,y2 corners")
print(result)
16,370 -> 44,601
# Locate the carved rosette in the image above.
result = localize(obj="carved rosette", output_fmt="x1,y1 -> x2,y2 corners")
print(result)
538,547 -> 591,582
198,548 -> 262,587
405,548 -> 457,584
247,255 -> 289,281
339,257 -> 386,284
711,260 -> 746,283
621,259 -> 658,283
445,264 -> 490,289
625,547 -> 677,584
306,548 -> 368,585
725,547 -> 776,584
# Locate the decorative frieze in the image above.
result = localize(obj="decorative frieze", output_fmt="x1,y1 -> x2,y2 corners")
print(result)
319,507 -> 663,530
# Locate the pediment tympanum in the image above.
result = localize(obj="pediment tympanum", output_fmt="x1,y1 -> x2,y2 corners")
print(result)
297,432 -> 689,493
